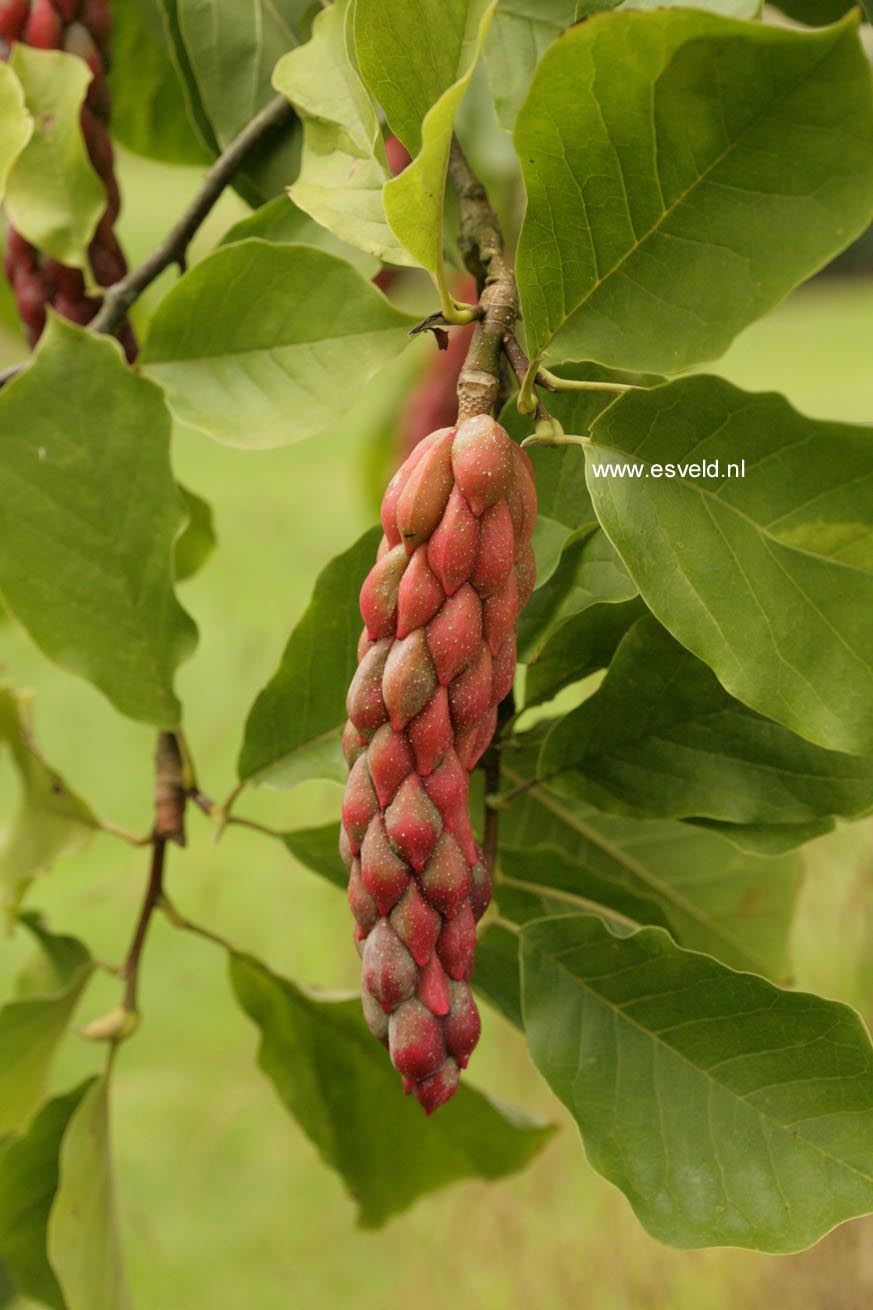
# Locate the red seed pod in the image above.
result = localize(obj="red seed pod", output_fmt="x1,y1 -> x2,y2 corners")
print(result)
419,832 -> 471,918
339,824 -> 354,870
414,1058 -> 460,1115
416,950 -> 451,1017
346,638 -> 391,736
361,986 -> 390,1042
510,444 -> 538,547
53,293 -> 98,327
43,259 -> 85,300
388,999 -> 446,1080
423,750 -> 468,831
342,718 -> 366,769
407,684 -> 453,776
444,981 -> 481,1068
451,415 -> 514,515
470,499 -> 515,597
382,629 -> 437,731
389,881 -> 441,967
395,427 -> 455,552
25,0 -> 63,47
348,861 -> 379,934
426,583 -> 482,685
482,570 -> 518,656
456,706 -> 497,771
341,755 -> 378,853
367,723 -> 415,807
469,859 -> 492,922
396,545 -> 444,639
448,644 -> 492,733
360,543 -> 407,639
360,815 -> 410,915
55,0 -> 81,23
362,920 -> 418,1013
491,633 -> 517,706
437,903 -> 476,981
80,0 -> 111,48
380,431 -> 441,546
0,0 -> 29,41
515,543 -> 537,609
385,774 -> 442,872
426,485 -> 479,595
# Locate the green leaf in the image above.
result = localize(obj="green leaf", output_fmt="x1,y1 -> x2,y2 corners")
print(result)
617,0 -> 761,13
586,375 -> 873,755
108,0 -> 210,164
174,485 -> 215,583
524,597 -> 644,707
238,526 -> 380,787
541,615 -> 873,836
0,690 -> 98,914
471,923 -> 524,1029
521,914 -> 873,1251
769,0 -> 855,23
274,0 -> 414,269
281,823 -> 345,890
500,747 -> 800,978
220,194 -> 380,278
355,0 -> 497,291
15,917 -> 93,999
141,242 -> 416,449
0,319 -> 197,727
0,930 -> 93,1137
518,528 -> 637,663
177,0 -> 305,202
5,47 -> 105,274
516,9 -> 873,372
152,0 -> 220,156
0,1082 -> 93,1310
48,1075 -> 129,1310
229,951 -> 554,1228
0,63 -> 32,202
484,1 -> 575,131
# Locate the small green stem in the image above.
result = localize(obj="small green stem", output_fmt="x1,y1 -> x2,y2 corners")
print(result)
537,366 -> 638,396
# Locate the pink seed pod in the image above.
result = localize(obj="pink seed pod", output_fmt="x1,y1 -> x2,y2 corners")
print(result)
385,774 -> 442,872
382,629 -> 438,731
389,999 -> 446,1080
451,415 -> 514,514
25,0 -> 63,47
395,427 -> 456,552
396,545 -> 444,638
362,921 -> 418,1012
426,583 -> 483,685
427,485 -> 480,595
344,414 -> 537,1110
360,815 -> 410,915
0,0 -> 29,41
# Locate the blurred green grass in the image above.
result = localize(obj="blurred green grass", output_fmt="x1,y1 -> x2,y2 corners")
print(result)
0,154 -> 871,1309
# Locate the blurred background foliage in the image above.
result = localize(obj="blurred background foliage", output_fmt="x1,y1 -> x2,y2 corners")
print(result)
0,119 -> 872,1308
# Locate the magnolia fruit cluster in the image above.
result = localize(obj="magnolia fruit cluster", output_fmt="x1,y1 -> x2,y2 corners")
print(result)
341,415 -> 537,1113
0,0 -> 136,358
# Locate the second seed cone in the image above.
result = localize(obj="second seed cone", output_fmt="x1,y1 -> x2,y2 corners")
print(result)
341,413 -> 537,1113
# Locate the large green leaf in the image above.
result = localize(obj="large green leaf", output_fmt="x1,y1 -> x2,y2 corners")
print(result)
586,375 -> 873,755
515,10 -> 873,372
153,0 -> 220,155
274,0 -> 414,268
0,319 -> 197,726
176,0 -> 306,201
220,195 -> 380,278
174,485 -> 215,583
521,914 -> 873,1251
0,63 -> 32,201
5,48 -> 104,274
485,1 -> 575,130
541,615 -> 873,835
108,0 -> 209,164
518,529 -> 637,662
0,930 -> 93,1137
282,823 -> 345,890
238,527 -> 380,787
769,0 -> 855,22
0,690 -> 98,913
523,597 -> 644,707
229,951 -> 553,1228
0,1082 -> 93,1310
500,748 -> 800,978
355,0 -> 497,292
48,1075 -> 128,1310
141,242 -> 415,449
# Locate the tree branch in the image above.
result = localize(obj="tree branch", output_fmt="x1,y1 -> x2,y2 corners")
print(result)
0,94 -> 294,390
120,836 -> 166,1013
449,137 -> 519,421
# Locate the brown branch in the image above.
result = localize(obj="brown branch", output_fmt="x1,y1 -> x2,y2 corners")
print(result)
120,836 -> 166,1013
449,138 -> 519,421
0,94 -> 295,390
